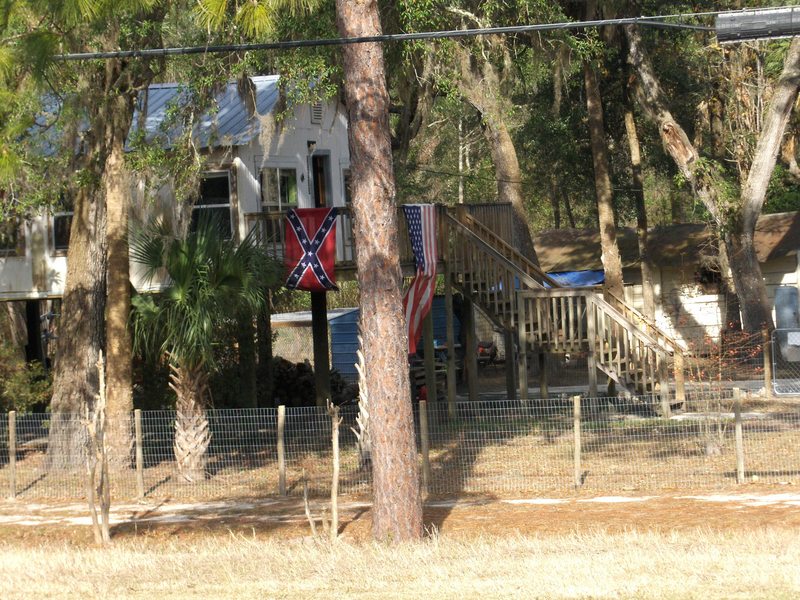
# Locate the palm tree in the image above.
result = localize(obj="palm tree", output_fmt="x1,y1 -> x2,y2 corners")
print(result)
131,218 -> 275,482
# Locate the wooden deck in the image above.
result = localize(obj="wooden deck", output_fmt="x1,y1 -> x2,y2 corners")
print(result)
242,203 -> 515,279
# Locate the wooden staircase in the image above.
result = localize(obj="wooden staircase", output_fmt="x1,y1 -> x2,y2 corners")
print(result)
443,208 -> 685,412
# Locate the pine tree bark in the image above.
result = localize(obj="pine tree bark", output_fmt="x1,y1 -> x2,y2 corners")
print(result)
623,93 -> 656,319
335,0 -> 423,542
104,87 -> 136,469
584,62 -> 624,301
48,184 -> 107,468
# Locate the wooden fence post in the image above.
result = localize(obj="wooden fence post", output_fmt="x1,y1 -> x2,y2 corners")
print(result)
134,409 -> 144,500
420,400 -> 431,496
277,405 -> 286,496
734,388 -> 745,484
8,411 -> 16,500
674,352 -> 686,408
763,328 -> 773,399
573,396 -> 582,489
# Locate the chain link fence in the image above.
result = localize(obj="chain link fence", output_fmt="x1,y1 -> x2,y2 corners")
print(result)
773,328 -> 800,395
2,392 -> 799,502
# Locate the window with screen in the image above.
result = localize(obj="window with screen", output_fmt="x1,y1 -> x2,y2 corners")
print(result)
261,167 -> 298,242
191,173 -> 232,237
52,194 -> 74,254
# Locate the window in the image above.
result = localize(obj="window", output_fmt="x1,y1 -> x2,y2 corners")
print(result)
261,167 -> 297,242
0,218 -> 19,255
261,167 -> 298,212
53,214 -> 72,252
192,173 -> 232,237
52,194 -> 74,254
342,169 -> 352,205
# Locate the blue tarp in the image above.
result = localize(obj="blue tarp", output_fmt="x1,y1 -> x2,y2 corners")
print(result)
547,270 -> 605,287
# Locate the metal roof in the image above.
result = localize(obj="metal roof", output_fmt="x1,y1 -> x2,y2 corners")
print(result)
129,75 -> 280,149
535,211 -> 800,272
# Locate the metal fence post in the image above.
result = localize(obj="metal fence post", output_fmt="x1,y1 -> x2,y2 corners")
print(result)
420,400 -> 431,496
134,409 -> 145,500
573,396 -> 582,489
734,388 -> 745,484
277,405 -> 286,496
8,411 -> 16,500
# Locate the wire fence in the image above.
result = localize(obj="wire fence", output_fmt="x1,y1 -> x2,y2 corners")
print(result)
2,391 -> 799,502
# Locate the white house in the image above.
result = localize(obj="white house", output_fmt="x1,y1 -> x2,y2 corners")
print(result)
0,75 -> 352,301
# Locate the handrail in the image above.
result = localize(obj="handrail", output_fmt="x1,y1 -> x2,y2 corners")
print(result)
603,290 -> 687,354
454,210 -> 562,288
443,213 -> 545,291
589,293 -> 665,351
518,287 -> 665,351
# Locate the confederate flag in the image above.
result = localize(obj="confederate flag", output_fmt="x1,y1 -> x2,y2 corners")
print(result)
284,207 -> 339,292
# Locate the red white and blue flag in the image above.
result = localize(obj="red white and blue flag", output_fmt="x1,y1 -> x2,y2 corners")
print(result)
403,204 -> 437,354
284,207 -> 339,292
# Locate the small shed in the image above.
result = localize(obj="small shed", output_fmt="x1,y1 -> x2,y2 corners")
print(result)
328,297 -> 463,381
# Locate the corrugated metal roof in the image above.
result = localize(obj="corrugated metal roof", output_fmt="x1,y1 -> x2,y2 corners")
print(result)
130,75 -> 280,149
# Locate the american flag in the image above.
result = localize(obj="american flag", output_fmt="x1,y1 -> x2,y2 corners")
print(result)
403,204 -> 437,354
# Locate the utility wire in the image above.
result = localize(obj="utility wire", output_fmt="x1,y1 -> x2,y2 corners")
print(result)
51,12 -> 729,62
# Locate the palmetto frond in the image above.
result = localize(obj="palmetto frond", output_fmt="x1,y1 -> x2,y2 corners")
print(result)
131,217 -> 278,372
194,0 -> 320,38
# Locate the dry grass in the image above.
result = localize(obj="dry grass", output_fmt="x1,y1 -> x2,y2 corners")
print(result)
0,528 -> 798,599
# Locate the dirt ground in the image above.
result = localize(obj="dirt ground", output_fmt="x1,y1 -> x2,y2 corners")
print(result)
2,484 -> 799,546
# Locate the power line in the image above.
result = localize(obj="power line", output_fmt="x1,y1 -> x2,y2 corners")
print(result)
51,12 -> 729,62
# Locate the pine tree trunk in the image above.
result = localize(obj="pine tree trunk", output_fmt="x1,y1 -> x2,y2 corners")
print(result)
170,364 -> 211,483
104,90 -> 136,469
336,0 -> 423,542
48,184 -> 107,469
623,98 -> 656,319
584,62 -> 625,301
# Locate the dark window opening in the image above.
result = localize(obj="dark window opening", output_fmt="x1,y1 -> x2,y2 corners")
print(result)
192,173 -> 232,238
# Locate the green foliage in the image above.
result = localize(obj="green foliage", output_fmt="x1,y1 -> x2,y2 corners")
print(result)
0,344 -> 51,413
131,217 -> 280,373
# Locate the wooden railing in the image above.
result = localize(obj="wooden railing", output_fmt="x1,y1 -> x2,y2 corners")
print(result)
517,288 -> 671,414
443,212 -> 544,330
453,208 -> 560,288
243,203 -> 511,270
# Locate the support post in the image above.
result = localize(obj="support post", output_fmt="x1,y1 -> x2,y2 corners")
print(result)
734,388 -> 745,484
572,396 -> 582,489
8,411 -> 15,500
423,311 -> 437,403
518,300 -> 529,404
419,400 -> 431,496
463,295 -> 479,403
277,405 -> 286,496
587,300 -> 598,398
538,351 -> 549,398
504,329 -> 516,400
311,292 -> 331,407
763,327 -> 773,399
444,264 -> 457,418
134,409 -> 144,500
659,353 -> 671,418
674,352 -> 686,408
